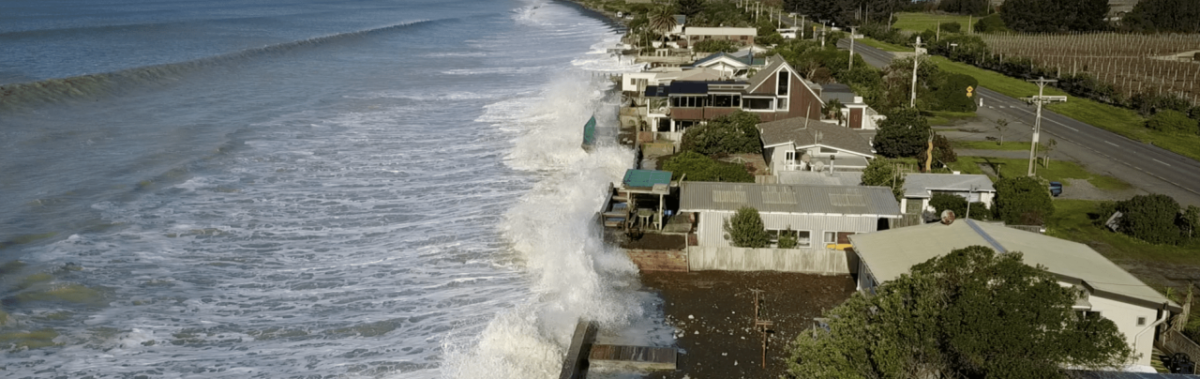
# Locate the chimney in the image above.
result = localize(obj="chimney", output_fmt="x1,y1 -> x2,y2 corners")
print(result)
941,210 -> 957,225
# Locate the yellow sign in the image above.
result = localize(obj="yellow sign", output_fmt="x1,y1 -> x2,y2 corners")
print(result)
967,86 -> 974,98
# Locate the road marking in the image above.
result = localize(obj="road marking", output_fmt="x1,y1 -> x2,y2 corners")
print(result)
1153,158 -> 1172,167
1105,140 -> 1119,147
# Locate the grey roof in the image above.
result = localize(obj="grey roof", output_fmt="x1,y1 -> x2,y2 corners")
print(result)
679,182 -> 901,216
850,220 -> 1178,311
903,173 -> 996,198
819,83 -> 857,104
758,117 -> 875,156
778,171 -> 863,186
674,15 -> 686,26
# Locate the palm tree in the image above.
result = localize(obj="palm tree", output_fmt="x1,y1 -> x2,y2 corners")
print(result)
822,98 -> 845,125
647,5 -> 678,45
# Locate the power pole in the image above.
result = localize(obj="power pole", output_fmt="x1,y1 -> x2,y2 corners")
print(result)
849,26 -> 857,70
1026,77 -> 1058,177
911,36 -> 925,108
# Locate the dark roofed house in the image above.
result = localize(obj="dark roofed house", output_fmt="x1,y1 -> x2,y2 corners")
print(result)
758,117 -> 875,178
679,182 -> 900,249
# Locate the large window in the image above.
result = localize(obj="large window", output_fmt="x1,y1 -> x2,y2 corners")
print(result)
711,94 -> 740,108
743,97 -> 774,111
777,73 -> 789,95
671,95 -> 709,108
767,230 -> 812,248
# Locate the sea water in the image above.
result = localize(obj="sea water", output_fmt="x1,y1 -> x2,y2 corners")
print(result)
0,0 -> 670,377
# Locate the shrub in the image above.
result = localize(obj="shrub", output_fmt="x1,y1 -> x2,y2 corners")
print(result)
930,193 -> 969,218
758,32 -> 784,46
1116,194 -> 1183,245
994,176 -> 1054,225
968,201 -> 993,220
778,229 -> 799,249
973,14 -> 1007,33
931,73 -> 979,112
862,158 -> 904,200
940,22 -> 962,33
1145,110 -> 1199,134
661,151 -> 754,182
725,206 -> 769,248
680,111 -> 763,155
693,39 -> 737,53
874,107 -> 932,158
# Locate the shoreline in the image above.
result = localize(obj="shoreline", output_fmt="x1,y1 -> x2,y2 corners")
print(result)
554,0 -> 630,31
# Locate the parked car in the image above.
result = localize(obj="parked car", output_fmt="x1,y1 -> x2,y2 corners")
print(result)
1049,181 -> 1063,197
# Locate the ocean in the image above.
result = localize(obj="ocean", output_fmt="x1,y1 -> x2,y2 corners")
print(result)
0,0 -> 671,377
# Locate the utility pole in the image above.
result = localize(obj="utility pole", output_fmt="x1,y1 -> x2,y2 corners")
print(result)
1026,77 -> 1058,177
911,36 -> 925,108
849,26 -> 857,70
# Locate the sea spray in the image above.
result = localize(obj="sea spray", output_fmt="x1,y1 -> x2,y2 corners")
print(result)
441,67 -> 644,378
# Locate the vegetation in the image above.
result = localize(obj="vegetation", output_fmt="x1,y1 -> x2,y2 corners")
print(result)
692,39 -> 737,53
929,73 -> 978,112
724,206 -> 769,248
787,246 -> 1135,379
660,151 -> 755,182
861,158 -> 905,200
679,111 -> 763,155
929,192 -> 968,217
891,12 -> 976,33
1122,0 -> 1200,33
951,140 -> 1027,151
972,14 -> 1007,33
1113,194 -> 1199,246
994,176 -> 1054,225
784,0 -> 913,27
1000,0 -> 1110,33
947,156 -> 1130,191
873,107 -> 931,158
1146,110 -> 1199,135
918,133 -> 957,169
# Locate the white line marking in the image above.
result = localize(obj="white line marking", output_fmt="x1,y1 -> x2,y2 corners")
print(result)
1153,158 -> 1172,167
1061,125 -> 1078,132
1105,140 -> 1119,147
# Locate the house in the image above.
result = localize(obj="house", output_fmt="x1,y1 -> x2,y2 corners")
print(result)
850,219 -> 1180,369
758,116 -> 876,176
668,15 -> 686,37
818,83 -> 885,130
621,67 -> 726,96
678,182 -> 901,249
643,55 -> 826,138
685,51 -> 766,78
681,27 -> 757,49
900,173 -> 996,215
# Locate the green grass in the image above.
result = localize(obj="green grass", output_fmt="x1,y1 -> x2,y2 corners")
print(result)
892,12 -> 976,33
928,56 -> 1200,162
855,37 -> 909,52
1047,199 -> 1200,268
945,156 -> 1131,190
951,141 -> 1029,151
925,110 -> 977,126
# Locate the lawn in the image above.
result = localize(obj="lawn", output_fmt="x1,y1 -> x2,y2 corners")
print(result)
1046,199 -> 1200,280
951,140 -> 1029,151
928,56 -> 1200,162
892,12 -> 976,33
925,110 -> 977,126
946,156 -> 1131,191
855,37 -> 909,52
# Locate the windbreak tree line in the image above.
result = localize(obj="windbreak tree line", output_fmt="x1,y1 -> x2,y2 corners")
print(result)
787,246 -> 1135,379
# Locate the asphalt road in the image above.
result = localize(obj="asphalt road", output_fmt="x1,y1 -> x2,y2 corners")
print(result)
832,40 -> 1200,205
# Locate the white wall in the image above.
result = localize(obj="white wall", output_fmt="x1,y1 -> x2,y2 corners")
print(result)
688,246 -> 854,274
694,210 -> 886,248
1086,293 -> 1163,367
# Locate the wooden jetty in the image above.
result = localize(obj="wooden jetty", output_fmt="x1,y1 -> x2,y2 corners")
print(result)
559,319 -> 678,379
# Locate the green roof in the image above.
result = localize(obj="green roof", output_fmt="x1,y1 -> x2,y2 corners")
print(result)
623,169 -> 672,189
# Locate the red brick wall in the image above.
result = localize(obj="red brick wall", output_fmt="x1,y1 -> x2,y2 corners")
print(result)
625,249 -> 688,272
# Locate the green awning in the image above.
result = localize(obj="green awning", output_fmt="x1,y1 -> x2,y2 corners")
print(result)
623,169 -> 672,189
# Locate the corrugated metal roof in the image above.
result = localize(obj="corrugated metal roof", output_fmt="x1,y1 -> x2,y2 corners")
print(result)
679,182 -> 901,216
903,173 -> 996,198
849,220 -> 1177,309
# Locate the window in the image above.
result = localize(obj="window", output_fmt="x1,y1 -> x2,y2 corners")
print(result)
784,151 -> 796,162
777,73 -> 789,95
796,231 -> 811,247
777,98 -> 788,110
824,232 -> 836,244
743,98 -> 774,111
712,94 -> 734,107
1138,317 -> 1147,326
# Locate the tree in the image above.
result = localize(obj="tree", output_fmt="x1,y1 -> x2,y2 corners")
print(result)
676,0 -> 705,18
692,39 -> 737,53
822,98 -> 845,125
929,193 -> 968,218
647,5 -> 678,42
788,246 -> 1134,379
994,176 -> 1054,225
993,118 -> 1009,145
1000,0 -> 1109,33
680,111 -> 763,155
874,107 -> 931,158
1180,205 -> 1200,239
1116,194 -> 1184,245
862,158 -> 904,200
1122,0 -> 1200,33
725,206 -> 770,248
973,14 -> 1008,33
918,133 -> 957,169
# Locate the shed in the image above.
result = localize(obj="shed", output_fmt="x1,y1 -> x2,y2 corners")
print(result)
622,169 -> 672,231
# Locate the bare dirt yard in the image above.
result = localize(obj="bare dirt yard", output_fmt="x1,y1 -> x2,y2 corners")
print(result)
637,271 -> 856,379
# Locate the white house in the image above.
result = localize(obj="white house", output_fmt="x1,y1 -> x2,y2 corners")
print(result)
679,182 -> 901,250
758,116 -> 876,176
686,51 -> 766,78
682,27 -> 757,49
900,173 -> 996,215
819,83 -> 885,130
850,219 -> 1180,370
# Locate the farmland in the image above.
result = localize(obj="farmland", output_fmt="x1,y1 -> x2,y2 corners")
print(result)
979,32 -> 1200,105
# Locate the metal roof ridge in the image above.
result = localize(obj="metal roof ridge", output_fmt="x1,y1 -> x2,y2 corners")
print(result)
965,219 -> 1007,254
